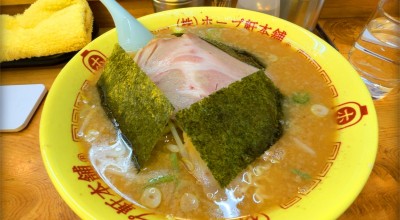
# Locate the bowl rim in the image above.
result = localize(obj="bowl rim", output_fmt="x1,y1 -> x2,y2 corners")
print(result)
40,7 -> 378,220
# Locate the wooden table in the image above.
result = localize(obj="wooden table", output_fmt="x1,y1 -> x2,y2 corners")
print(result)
1,6 -> 398,220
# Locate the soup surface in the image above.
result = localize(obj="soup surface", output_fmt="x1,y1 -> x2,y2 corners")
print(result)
77,27 -> 337,219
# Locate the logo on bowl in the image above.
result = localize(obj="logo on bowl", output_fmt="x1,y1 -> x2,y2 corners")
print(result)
71,163 -> 156,219
335,102 -> 368,130
173,15 -> 287,41
81,49 -> 107,73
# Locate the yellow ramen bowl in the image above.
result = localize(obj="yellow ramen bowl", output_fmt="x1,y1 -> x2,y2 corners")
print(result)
40,7 -> 378,220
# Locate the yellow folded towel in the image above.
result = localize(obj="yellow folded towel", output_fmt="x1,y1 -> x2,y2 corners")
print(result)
0,0 -> 93,62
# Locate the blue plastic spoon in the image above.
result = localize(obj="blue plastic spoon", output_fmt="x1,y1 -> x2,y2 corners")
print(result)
99,0 -> 154,52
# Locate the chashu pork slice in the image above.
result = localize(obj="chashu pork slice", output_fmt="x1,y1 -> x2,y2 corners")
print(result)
134,33 -> 259,112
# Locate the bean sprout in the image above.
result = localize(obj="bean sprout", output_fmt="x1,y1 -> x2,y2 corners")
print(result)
168,122 -> 189,158
292,137 -> 316,156
166,144 -> 180,153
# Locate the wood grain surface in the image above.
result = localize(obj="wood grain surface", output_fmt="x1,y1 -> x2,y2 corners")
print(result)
319,18 -> 400,220
0,2 -> 399,220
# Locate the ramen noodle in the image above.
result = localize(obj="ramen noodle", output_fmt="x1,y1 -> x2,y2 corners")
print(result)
77,27 -> 337,219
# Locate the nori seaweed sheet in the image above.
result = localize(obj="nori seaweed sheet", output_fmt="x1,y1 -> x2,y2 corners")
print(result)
97,44 -> 174,169
175,70 -> 283,187
200,37 -> 266,69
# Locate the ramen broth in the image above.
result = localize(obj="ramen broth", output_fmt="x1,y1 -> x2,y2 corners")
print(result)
77,27 -> 337,219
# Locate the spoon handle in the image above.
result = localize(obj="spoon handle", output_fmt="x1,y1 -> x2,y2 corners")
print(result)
100,0 -> 153,52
